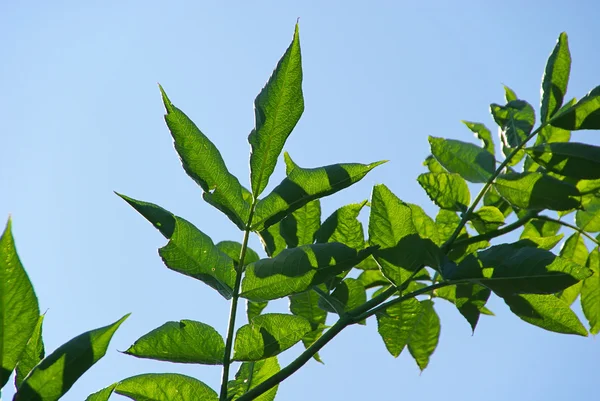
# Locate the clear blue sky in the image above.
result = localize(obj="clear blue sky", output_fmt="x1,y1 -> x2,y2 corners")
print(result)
1,1 -> 599,400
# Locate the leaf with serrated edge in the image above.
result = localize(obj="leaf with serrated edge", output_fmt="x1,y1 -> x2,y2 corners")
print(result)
281,200 -> 321,248
15,315 -> 45,389
429,137 -> 495,183
377,298 -> 421,357
115,373 -> 218,401
315,201 -> 367,249
417,172 -> 470,212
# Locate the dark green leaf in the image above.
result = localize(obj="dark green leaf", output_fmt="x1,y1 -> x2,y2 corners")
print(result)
433,285 -> 494,316
376,298 -> 421,357
227,358 -> 280,401
0,218 -> 40,388
233,313 -> 311,361
241,243 -> 374,301
85,384 -> 117,401
159,86 -> 250,230
258,222 -> 287,258
314,201 -> 367,249
462,121 -> 495,155
494,172 -> 580,211
15,314 -> 129,401
369,184 -> 443,286
470,206 -> 505,235
124,320 -> 225,365
541,32 -> 571,122
490,100 -> 535,148
116,193 -> 176,238
551,86 -> 600,130
423,155 -> 446,173
115,373 -> 218,401
15,315 -> 45,389
251,153 -> 384,231
417,172 -> 470,212
454,283 -> 491,332
247,301 -> 269,322
576,194 -> 600,232
281,200 -> 321,248
556,233 -> 588,305
527,142 -> 600,179
429,137 -> 495,183
453,242 -> 592,296
217,241 -> 260,266
407,300 -> 440,371
581,247 -> 600,334
503,294 -> 587,336
249,24 -> 304,197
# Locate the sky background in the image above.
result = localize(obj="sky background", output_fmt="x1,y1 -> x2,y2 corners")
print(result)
1,1 -> 599,400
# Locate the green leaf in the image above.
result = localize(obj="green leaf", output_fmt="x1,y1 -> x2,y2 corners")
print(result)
417,172 -> 470,212
423,155 -> 446,173
521,218 -> 561,238
433,285 -> 494,316
369,184 -> 443,286
0,218 -> 40,388
358,269 -> 391,289
159,217 -> 236,299
556,233 -> 588,305
314,201 -> 367,249
319,278 -> 366,315
428,137 -> 495,183
241,243 -> 374,301
217,241 -> 260,266
407,300 -> 440,371
85,384 -> 117,401
116,193 -> 176,238
227,358 -> 280,401
504,85 -> 518,102
258,222 -> 287,258
576,195 -> 600,232
462,121 -> 495,155
454,283 -> 491,332
470,206 -> 505,235
124,320 -> 225,365
490,100 -> 536,148
527,142 -> 600,179
551,86 -> 600,130
159,86 -> 250,230
483,186 -> 513,217
289,289 -> 327,361
581,247 -> 600,334
249,24 -> 304,197
251,153 -> 384,231
541,32 -> 571,122
494,172 -> 580,211
115,373 -> 218,401
376,298 -> 421,357
247,300 -> 269,321
503,294 -> 587,336
15,314 -> 129,401
435,209 -> 461,244
15,315 -> 45,389
453,242 -> 592,296
281,200 -> 321,248
233,313 -> 311,361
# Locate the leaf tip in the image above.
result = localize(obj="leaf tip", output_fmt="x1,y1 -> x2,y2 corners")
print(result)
158,84 -> 174,114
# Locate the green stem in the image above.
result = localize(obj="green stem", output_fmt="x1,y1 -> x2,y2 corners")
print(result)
219,203 -> 256,401
537,215 -> 600,246
452,210 -> 537,249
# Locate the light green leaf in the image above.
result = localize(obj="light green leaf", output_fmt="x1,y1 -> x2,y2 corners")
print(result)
249,24 -> 304,197
289,289 -> 327,361
462,121 -> 495,155
490,100 -> 536,148
314,201 -> 367,249
369,184 -> 443,286
551,85 -> 600,130
494,172 -> 580,211
124,320 -> 225,365
428,137 -> 495,183
241,243 -> 374,301
0,218 -> 40,388
217,241 -> 260,266
407,300 -> 440,371
258,222 -> 287,258
453,242 -> 592,297
233,313 -> 311,361
85,384 -> 117,401
503,294 -> 587,336
483,186 -> 513,217
556,233 -> 588,305
227,358 -> 280,401
358,269 -> 391,289
470,206 -> 505,235
435,209 -> 460,244
417,172 -> 470,212
159,86 -> 250,230
251,153 -> 384,231
15,314 -> 129,401
581,247 -> 600,334
521,218 -> 561,238
541,32 -> 571,122
247,301 -> 269,322
15,315 -> 45,389
527,142 -> 600,179
423,155 -> 446,173
281,200 -> 321,248
576,194 -> 600,232
115,373 -> 218,401
376,298 -> 421,357
504,85 -> 518,102
319,278 -> 366,315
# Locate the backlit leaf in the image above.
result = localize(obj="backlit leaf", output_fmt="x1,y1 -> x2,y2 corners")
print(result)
491,100 -> 535,148
85,384 -> 117,401
423,155 -> 445,173
470,206 -> 505,235
576,194 -> 600,232
556,233 -> 588,305
319,278 -> 366,315
358,269 -> 391,289
124,320 -> 225,365
227,357 -> 280,401
462,121 -> 495,155
289,289 -> 327,361
247,301 -> 269,322
581,248 -> 600,334
217,241 -> 260,266
417,172 -> 470,212
115,373 -> 218,401
249,24 -> 304,197
527,142 -> 600,179
551,86 -> 600,130
281,200 -> 321,248
258,222 -> 287,258
233,313 -> 311,361
314,201 -> 367,249
429,137 -> 495,183
377,298 -> 421,357
541,32 -> 571,122
15,315 -> 45,389
407,300 -> 440,371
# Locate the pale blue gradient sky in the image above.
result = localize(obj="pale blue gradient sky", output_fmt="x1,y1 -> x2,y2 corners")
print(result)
1,1 -> 599,400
